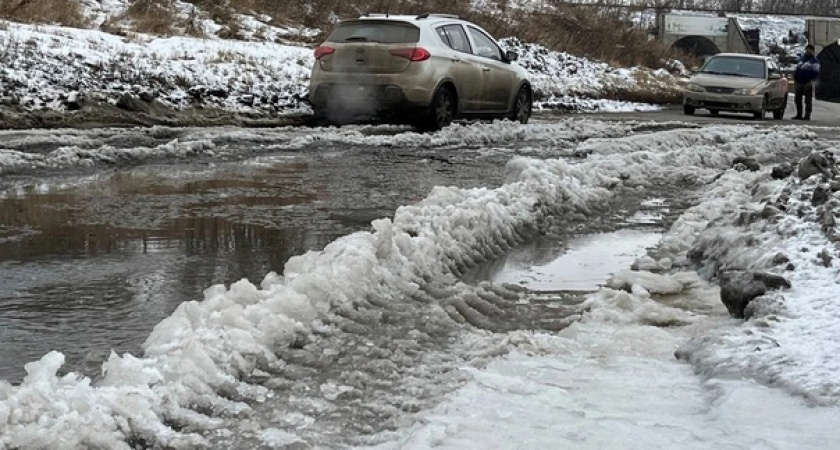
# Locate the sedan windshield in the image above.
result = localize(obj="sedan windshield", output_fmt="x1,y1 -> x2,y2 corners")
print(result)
699,57 -> 766,79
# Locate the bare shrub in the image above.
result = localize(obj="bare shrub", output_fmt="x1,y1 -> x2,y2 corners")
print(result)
0,0 -> 87,28
121,0 -> 177,36
189,0 -> 242,38
471,7 -> 688,70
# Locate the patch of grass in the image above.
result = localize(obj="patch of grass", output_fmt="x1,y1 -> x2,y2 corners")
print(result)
0,0 -> 87,28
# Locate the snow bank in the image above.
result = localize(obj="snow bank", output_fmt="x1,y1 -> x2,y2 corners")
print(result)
0,21 -> 312,113
501,38 -> 676,111
677,168 -> 840,404
358,127 -> 840,450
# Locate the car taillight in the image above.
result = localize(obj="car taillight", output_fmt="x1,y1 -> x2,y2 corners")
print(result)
389,47 -> 431,62
314,46 -> 335,60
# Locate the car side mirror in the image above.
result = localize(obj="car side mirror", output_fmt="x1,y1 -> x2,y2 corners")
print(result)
690,66 -> 699,74
505,50 -> 519,62
769,72 -> 782,80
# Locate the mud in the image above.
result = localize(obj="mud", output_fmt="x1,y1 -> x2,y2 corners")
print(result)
0,101 -> 312,130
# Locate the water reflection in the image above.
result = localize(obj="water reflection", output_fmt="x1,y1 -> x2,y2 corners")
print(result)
0,144 -> 498,383
464,230 -> 663,292
0,166 -> 339,383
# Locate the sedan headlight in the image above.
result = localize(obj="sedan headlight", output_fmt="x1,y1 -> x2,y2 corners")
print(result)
733,87 -> 761,96
685,83 -> 705,92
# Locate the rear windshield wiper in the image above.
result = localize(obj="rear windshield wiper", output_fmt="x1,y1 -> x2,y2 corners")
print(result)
345,36 -> 379,42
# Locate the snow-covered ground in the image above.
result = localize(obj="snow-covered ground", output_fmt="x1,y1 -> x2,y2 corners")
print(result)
0,3 -> 818,119
2,119 -> 840,448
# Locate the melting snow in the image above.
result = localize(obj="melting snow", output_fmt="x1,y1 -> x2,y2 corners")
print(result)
2,119 -> 838,448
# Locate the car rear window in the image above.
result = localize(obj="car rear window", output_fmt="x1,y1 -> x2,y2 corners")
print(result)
327,21 -> 420,44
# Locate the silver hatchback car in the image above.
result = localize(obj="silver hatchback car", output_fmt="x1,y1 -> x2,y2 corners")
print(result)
308,13 -> 533,131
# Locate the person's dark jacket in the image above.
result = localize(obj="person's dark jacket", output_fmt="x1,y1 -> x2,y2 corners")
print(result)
794,54 -> 821,84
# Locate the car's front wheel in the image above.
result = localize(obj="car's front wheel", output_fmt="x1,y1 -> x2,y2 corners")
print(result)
754,96 -> 768,120
509,87 -> 532,124
683,105 -> 695,115
419,86 -> 456,132
772,96 -> 787,120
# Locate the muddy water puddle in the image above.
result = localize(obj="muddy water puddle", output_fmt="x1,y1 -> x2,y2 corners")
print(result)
0,178 -> 326,382
474,229 -> 663,292
0,147 -> 503,383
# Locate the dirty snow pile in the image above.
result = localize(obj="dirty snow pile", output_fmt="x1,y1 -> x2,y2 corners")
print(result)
360,126 -> 840,449
501,38 -> 675,112
1,120 -> 835,449
0,119 -> 639,175
733,14 -> 808,58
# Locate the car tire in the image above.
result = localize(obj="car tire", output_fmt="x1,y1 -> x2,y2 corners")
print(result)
772,97 -> 787,120
509,87 -> 532,124
709,109 -> 719,116
312,109 -> 334,127
683,105 -> 695,115
754,96 -> 768,120
419,86 -> 456,132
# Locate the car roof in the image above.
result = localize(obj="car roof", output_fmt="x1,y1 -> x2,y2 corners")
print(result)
352,13 -> 467,25
711,53 -> 770,61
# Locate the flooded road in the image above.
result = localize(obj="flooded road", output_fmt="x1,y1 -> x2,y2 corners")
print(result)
2,118 -> 822,448
0,141 -> 513,382
0,120 -> 696,384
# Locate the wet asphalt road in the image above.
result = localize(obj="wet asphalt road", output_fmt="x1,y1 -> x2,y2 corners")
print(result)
586,98 -> 840,130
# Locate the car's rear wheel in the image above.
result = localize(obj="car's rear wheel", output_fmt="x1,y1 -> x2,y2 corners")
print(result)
419,86 -> 456,132
683,105 -> 695,115
312,108 -> 334,127
509,87 -> 532,124
709,109 -> 719,116
772,96 -> 787,120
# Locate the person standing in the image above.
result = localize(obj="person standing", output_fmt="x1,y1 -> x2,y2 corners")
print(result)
793,44 -> 821,121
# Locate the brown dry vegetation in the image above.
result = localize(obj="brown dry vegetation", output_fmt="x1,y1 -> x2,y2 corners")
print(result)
110,0 -> 178,36
2,0 -> 697,69
0,0 -> 87,28
218,0 -> 697,69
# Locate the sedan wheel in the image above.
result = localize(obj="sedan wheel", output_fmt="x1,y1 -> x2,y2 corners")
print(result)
773,97 -> 787,120
753,97 -> 767,120
683,105 -> 695,116
509,87 -> 532,124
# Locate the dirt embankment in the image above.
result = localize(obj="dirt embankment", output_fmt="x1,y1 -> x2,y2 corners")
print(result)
0,97 -> 312,130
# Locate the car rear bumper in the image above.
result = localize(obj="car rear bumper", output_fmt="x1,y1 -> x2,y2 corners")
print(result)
683,92 -> 764,113
309,83 -> 429,120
